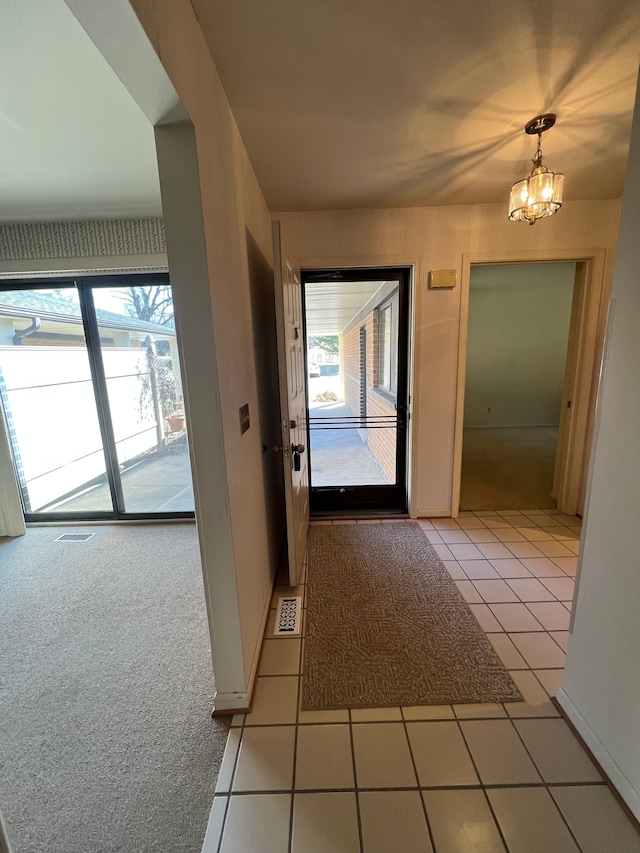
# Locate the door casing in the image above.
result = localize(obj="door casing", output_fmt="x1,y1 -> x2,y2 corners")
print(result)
291,255 -> 420,518
453,249 -> 608,517
302,266 -> 412,515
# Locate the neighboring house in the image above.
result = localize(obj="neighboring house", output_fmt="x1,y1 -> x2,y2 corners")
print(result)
0,290 -> 176,349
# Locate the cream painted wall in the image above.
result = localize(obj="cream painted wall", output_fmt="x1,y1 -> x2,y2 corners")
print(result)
131,0 -> 280,694
277,200 -> 621,515
559,76 -> 640,820
465,262 -> 575,427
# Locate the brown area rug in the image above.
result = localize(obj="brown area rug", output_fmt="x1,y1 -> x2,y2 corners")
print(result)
302,522 -> 522,710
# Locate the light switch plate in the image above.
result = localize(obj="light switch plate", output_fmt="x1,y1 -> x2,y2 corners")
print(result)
430,269 -> 457,288
239,403 -> 250,435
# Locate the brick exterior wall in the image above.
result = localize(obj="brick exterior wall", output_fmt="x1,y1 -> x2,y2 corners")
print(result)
366,390 -> 397,483
343,322 -> 360,418
342,310 -> 396,483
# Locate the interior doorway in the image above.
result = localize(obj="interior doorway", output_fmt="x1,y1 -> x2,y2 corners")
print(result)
460,261 -> 577,511
302,267 -> 410,514
0,274 -> 194,521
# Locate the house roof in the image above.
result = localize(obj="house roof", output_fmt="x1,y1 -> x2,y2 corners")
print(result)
0,290 -> 176,337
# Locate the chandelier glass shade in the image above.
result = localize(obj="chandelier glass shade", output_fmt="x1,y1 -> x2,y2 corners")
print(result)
508,114 -> 564,225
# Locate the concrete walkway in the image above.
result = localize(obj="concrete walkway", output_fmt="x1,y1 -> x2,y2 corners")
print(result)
309,402 -> 390,486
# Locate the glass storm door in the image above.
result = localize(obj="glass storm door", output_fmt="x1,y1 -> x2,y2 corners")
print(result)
0,274 -> 194,520
302,267 -> 410,514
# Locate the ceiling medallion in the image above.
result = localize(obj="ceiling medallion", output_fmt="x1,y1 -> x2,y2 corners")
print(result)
508,113 -> 564,225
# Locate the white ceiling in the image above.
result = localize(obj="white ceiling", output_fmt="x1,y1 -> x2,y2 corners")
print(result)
0,0 -> 162,223
2,0 -> 639,223
194,0 -> 640,211
305,281 -> 385,335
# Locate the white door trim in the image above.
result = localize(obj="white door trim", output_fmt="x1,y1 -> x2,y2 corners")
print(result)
292,253 -> 422,518
273,224 -> 310,582
452,248 -> 608,517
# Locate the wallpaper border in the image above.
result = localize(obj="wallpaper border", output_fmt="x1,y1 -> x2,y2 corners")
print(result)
0,218 -> 166,260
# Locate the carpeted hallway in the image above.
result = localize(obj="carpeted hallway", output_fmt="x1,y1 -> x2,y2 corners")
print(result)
461,426 -> 559,511
0,523 -> 229,853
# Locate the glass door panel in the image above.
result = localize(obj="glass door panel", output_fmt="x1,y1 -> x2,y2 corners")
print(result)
0,287 -> 112,514
91,283 -> 195,514
303,268 -> 409,513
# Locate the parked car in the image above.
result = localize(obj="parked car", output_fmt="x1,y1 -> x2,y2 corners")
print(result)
308,361 -> 320,377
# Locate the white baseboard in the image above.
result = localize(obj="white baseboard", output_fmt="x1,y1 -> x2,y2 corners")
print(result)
243,583 -> 274,702
212,690 -> 250,712
556,688 -> 640,821
463,423 -> 559,429
416,509 -> 451,518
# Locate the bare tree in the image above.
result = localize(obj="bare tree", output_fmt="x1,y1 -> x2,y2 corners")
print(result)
119,286 -> 174,326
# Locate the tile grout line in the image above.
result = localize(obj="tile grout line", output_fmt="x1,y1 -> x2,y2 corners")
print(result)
214,795 -> 229,853
219,780 -> 608,798
530,669 -> 561,701
346,708 -> 365,853
454,717 -> 512,853
400,713 -> 437,851
215,712 -> 247,853
288,554 -> 308,853
240,710 -> 583,728
506,715 -> 587,853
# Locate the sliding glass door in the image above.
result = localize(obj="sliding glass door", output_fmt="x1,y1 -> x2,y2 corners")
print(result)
0,286 -> 112,514
0,275 -> 194,520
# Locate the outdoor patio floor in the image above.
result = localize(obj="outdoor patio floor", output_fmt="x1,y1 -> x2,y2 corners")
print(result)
40,448 -> 194,514
309,402 -> 391,487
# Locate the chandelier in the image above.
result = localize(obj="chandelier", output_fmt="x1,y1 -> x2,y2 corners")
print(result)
508,114 -> 564,224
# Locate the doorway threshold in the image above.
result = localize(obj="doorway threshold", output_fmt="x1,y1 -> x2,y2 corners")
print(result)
311,509 -> 409,520
26,518 -> 196,528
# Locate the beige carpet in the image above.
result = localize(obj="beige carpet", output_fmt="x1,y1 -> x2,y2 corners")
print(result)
0,524 -> 228,853
302,522 -> 522,710
461,426 -> 559,510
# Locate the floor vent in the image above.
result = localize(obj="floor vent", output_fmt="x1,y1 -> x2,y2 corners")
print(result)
273,596 -> 302,637
54,533 -> 95,542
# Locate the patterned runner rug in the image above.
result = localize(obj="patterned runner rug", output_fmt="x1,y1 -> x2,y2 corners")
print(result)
302,522 -> 522,710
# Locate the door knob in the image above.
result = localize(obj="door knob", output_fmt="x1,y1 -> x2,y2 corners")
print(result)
292,443 -> 305,453
273,445 -> 283,453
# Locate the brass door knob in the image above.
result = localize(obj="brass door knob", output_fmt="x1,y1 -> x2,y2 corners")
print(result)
292,443 -> 305,453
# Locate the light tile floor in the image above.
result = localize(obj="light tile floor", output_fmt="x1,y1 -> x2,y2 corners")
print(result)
203,510 -> 640,853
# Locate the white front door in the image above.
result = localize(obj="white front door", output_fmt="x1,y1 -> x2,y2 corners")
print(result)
273,222 -> 309,585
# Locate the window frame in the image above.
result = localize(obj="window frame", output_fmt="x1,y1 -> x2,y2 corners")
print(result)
376,289 -> 399,402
